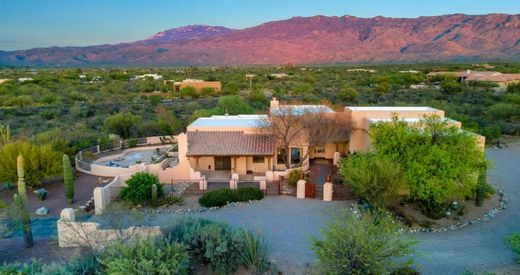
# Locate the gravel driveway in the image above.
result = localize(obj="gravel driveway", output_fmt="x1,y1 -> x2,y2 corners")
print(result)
151,197 -> 347,271
413,144 -> 520,274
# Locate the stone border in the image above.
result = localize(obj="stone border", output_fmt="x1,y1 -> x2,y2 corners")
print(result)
140,199 -> 260,215
407,189 -> 508,233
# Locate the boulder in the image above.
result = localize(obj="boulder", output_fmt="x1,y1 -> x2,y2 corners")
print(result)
35,206 -> 49,216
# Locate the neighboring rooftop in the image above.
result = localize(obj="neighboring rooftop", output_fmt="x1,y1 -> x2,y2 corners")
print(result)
271,105 -> 334,116
427,70 -> 520,82
346,106 -> 439,112
186,131 -> 273,156
189,114 -> 267,128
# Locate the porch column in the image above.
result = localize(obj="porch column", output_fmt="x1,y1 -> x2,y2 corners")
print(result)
233,157 -> 237,173
195,157 -> 200,170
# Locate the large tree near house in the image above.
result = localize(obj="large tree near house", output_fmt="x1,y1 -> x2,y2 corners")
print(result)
258,105 -> 350,169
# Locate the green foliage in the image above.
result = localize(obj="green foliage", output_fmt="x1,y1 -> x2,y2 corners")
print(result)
120,172 -> 164,205
311,210 -> 416,275
214,95 -> 254,115
0,141 -> 62,188
369,115 -> 486,217
100,238 -> 190,274
103,112 -> 141,139
340,153 -> 407,208
179,86 -> 197,98
159,195 -> 184,206
198,187 -> 264,208
237,229 -> 270,273
62,154 -> 74,204
505,233 -> 520,263
338,85 -> 358,102
164,217 -> 270,274
287,169 -> 305,187
293,82 -> 313,94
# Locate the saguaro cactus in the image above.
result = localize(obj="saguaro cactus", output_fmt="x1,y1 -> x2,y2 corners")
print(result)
15,155 -> 33,248
0,124 -> 10,145
63,154 -> 74,204
151,184 -> 158,207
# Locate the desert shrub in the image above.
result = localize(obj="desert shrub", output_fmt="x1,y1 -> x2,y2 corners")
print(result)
100,238 -> 190,274
505,233 -> 520,263
199,188 -> 238,207
236,187 -> 264,202
237,229 -> 270,273
0,259 -> 70,274
164,217 -> 270,274
340,153 -> 408,208
119,172 -> 164,205
159,194 -> 184,206
287,169 -> 305,187
311,210 -> 416,275
0,141 -> 62,188
198,187 -> 264,207
127,138 -> 138,148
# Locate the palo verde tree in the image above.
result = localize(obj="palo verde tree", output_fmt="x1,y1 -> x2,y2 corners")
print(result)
369,115 -> 486,217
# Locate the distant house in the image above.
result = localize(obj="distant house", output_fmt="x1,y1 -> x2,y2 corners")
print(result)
0,79 -> 12,85
269,73 -> 289,79
132,73 -> 163,81
347,68 -> 377,73
18,77 -> 33,82
399,70 -> 420,74
173,79 -> 222,93
428,70 -> 520,90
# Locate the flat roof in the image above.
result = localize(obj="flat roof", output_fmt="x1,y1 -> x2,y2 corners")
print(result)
271,105 -> 334,115
368,117 -> 458,123
189,114 -> 267,128
345,106 -> 439,112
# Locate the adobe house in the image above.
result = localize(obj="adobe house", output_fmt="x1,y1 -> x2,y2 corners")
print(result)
427,70 -> 520,90
173,79 -> 222,93
173,98 -> 484,182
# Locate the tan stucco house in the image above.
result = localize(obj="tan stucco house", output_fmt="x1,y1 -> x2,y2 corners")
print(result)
170,98 -> 484,182
173,79 -> 222,93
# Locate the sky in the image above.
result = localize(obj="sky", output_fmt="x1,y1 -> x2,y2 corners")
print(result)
1,0 -> 519,51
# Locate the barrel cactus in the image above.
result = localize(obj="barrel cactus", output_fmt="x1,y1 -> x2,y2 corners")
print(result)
63,154 -> 74,204
16,155 -> 33,248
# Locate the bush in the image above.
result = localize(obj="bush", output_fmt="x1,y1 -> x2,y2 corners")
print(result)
0,141 -> 62,188
164,217 -> 270,274
287,169 -> 305,187
340,153 -> 408,208
119,172 -> 164,205
159,194 -> 184,206
505,233 -> 520,263
311,210 -> 416,275
101,238 -> 190,274
198,187 -> 264,208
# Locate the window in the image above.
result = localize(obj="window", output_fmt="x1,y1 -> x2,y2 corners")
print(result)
253,156 -> 264,163
277,148 -> 287,165
291,148 -> 301,165
315,146 -> 325,154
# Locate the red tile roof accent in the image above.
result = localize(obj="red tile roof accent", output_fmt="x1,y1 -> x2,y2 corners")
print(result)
187,131 -> 274,156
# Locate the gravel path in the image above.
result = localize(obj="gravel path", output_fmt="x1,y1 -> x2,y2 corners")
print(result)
413,144 -> 520,274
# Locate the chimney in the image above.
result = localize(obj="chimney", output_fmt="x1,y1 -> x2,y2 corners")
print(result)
270,97 -> 279,108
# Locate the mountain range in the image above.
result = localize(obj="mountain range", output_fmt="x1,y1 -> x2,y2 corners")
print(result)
1,14 -> 519,66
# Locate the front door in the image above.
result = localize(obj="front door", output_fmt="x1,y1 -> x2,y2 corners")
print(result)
214,157 -> 231,170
